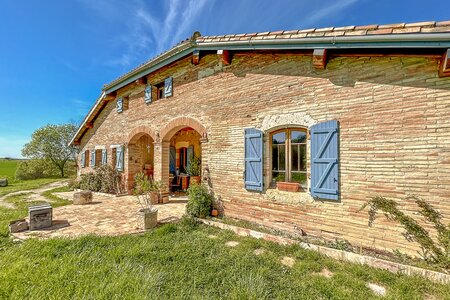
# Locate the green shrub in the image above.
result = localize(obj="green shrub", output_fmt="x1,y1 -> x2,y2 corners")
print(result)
362,195 -> 450,268
185,183 -> 213,218
15,159 -> 58,180
74,165 -> 121,194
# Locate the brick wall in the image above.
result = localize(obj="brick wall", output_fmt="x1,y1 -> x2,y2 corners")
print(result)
78,51 -> 450,256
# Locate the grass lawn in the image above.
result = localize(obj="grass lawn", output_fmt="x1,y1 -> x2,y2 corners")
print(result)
0,187 -> 71,248
0,158 -> 21,181
0,157 -> 65,197
0,185 -> 448,299
0,220 -> 449,299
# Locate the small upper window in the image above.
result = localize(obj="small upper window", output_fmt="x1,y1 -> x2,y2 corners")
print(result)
271,128 -> 307,190
156,82 -> 165,100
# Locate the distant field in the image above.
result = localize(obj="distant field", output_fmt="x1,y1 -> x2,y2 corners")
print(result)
0,158 -> 22,180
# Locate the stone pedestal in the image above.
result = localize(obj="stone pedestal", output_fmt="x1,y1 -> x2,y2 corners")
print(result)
9,219 -> 28,233
0,178 -> 8,187
29,204 -> 52,230
73,191 -> 93,205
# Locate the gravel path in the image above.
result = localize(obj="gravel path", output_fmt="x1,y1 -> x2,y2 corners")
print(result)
0,181 -> 67,209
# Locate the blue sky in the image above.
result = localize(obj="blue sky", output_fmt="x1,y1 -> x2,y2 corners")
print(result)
0,0 -> 449,158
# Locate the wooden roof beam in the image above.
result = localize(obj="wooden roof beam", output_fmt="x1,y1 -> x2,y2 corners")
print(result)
217,50 -> 231,65
104,91 -> 117,101
439,49 -> 450,77
135,77 -> 147,85
313,48 -> 327,69
192,50 -> 200,65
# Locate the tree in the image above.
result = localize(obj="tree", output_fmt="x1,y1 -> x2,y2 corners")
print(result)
22,124 -> 78,178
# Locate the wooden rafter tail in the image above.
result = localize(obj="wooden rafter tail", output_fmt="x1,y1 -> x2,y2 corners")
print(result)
312,48 -> 327,69
217,50 -> 231,65
135,77 -> 147,85
104,91 -> 117,101
439,49 -> 450,77
85,122 -> 93,129
192,50 -> 200,65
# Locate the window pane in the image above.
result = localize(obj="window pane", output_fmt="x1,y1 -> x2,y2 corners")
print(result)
291,130 -> 306,143
272,145 -> 278,170
272,132 -> 286,144
300,144 -> 306,171
279,145 -> 285,171
272,171 -> 286,183
291,172 -> 307,186
291,144 -> 299,171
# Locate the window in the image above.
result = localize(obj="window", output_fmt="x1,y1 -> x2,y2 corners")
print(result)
111,148 -> 117,169
84,150 -> 90,168
156,81 -> 165,100
271,128 -> 307,188
95,149 -> 102,167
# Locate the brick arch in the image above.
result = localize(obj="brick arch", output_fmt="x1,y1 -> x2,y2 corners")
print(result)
128,125 -> 157,144
160,117 -> 207,142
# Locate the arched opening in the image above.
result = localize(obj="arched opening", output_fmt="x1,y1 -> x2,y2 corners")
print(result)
159,117 -> 207,198
167,127 -> 202,196
127,133 -> 155,192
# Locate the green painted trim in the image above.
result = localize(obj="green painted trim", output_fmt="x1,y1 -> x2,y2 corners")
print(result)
104,47 -> 194,94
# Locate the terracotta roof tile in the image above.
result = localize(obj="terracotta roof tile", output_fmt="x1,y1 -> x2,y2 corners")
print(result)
270,30 -> 284,35
283,30 -> 299,34
298,28 -> 315,33
315,27 -> 334,32
421,25 -> 450,33
344,29 -> 368,36
324,31 -> 346,37
405,21 -> 435,27
289,33 -> 308,39
436,20 -> 450,27
355,24 -> 378,30
378,23 -> 405,29
307,32 -> 326,37
256,31 -> 270,36
334,25 -> 355,31
393,27 -> 421,34
367,28 -> 393,35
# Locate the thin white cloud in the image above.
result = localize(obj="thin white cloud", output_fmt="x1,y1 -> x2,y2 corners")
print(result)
70,98 -> 91,117
302,0 -> 361,26
80,0 -> 214,68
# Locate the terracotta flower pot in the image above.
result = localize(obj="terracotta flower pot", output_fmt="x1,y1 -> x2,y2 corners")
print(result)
276,182 -> 300,192
190,176 -> 201,185
211,209 -> 219,217
137,208 -> 158,230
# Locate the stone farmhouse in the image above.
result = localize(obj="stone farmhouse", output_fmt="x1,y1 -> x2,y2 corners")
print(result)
70,21 -> 450,255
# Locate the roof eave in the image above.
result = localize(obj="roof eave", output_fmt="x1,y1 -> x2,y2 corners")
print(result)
70,32 -> 450,146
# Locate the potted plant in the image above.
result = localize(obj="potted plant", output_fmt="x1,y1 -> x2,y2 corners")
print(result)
187,154 -> 201,185
133,172 -> 161,230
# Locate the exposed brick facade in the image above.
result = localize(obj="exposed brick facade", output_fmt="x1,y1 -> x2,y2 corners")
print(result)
77,51 -> 450,256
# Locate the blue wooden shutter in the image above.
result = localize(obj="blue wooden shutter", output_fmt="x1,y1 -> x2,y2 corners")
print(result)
90,150 -> 95,167
117,97 -> 123,113
310,120 -> 340,201
116,146 -> 124,171
144,85 -> 152,104
244,128 -> 263,191
164,77 -> 173,98
169,146 -> 176,173
101,149 -> 107,165
81,152 -> 85,168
